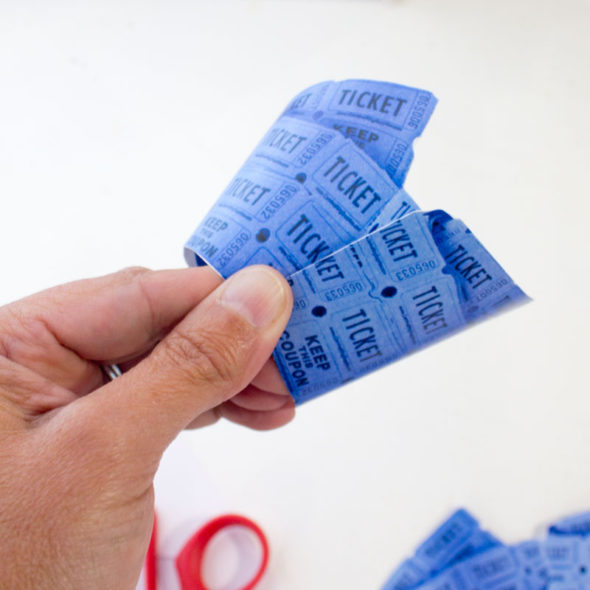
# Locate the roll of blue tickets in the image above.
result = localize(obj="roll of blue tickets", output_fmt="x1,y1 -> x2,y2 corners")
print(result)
184,79 -> 529,404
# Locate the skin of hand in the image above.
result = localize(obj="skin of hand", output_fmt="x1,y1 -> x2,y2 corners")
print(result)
0,265 -> 294,589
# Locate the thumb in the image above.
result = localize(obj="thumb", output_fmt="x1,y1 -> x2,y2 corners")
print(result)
75,265 -> 292,459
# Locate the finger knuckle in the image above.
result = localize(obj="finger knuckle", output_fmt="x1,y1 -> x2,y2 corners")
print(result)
0,357 -> 37,406
159,325 -> 249,388
117,266 -> 151,281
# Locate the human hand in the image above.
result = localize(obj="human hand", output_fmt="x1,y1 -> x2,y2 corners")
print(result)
0,265 -> 293,589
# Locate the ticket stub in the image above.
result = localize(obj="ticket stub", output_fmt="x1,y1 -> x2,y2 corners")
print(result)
416,546 -> 526,590
428,211 -> 528,321
283,79 -> 437,185
447,531 -> 502,569
319,116 -> 417,186
541,537 -> 590,585
382,510 -> 502,590
273,210 -> 528,404
413,509 -> 482,573
185,116 -> 418,278
413,541 -> 548,590
284,80 -> 436,135
512,541 -> 550,590
383,560 -> 431,590
550,514 -> 590,537
453,546 -> 522,589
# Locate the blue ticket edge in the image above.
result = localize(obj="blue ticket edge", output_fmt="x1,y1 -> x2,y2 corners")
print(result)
549,513 -> 590,537
283,79 -> 438,137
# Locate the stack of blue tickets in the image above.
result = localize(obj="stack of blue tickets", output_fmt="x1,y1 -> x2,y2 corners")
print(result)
184,79 -> 530,404
382,509 -> 590,590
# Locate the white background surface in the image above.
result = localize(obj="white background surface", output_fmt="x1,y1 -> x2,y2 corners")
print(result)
1,1 -> 589,588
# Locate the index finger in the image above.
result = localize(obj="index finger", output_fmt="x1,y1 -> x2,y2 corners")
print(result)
0,267 -> 223,393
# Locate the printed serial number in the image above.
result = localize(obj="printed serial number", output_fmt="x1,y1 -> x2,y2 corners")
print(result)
322,281 -> 364,302
295,133 -> 333,167
258,184 -> 298,222
388,139 -> 409,169
293,298 -> 308,311
215,231 -> 250,268
407,93 -> 431,130
471,277 -> 509,303
395,260 -> 437,281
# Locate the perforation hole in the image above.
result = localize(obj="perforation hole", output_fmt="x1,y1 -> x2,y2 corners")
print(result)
312,306 -> 327,317
381,286 -> 397,298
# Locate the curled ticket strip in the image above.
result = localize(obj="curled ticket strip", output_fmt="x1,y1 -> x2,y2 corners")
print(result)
382,509 -> 590,590
184,79 -> 529,404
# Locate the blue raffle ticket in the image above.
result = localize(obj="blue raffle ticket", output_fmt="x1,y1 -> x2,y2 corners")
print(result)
282,79 -> 436,186
184,79 -> 529,404
549,514 -> 590,537
382,510 -> 590,590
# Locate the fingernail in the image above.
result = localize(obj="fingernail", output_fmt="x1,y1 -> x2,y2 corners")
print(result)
220,266 -> 288,327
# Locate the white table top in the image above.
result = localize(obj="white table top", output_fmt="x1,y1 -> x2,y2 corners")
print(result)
1,1 -> 589,588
